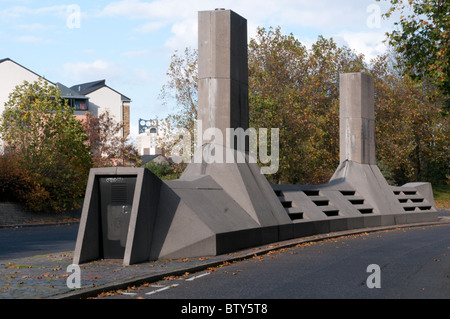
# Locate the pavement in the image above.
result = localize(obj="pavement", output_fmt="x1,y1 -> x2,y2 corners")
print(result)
0,210 -> 449,299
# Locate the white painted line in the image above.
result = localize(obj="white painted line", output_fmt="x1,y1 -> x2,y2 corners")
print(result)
186,272 -> 210,281
121,292 -> 137,296
145,284 -> 179,295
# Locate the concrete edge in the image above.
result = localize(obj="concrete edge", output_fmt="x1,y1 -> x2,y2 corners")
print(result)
49,216 -> 450,299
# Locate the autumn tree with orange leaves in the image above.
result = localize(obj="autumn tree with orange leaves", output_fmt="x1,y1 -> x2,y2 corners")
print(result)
370,53 -> 449,184
159,27 -> 449,185
249,27 -> 367,184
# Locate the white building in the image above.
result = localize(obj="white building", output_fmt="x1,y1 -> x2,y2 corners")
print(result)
0,58 -> 131,152
70,80 -> 131,138
0,58 -> 52,118
136,118 -> 159,155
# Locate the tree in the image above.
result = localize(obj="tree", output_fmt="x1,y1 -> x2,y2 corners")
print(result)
159,27 -> 448,185
159,47 -> 198,157
370,53 -> 449,184
0,79 -> 92,212
249,27 -> 366,184
82,110 -> 141,167
378,0 -> 450,114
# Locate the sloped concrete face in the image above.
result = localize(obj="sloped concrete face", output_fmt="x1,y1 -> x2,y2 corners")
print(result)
150,174 -> 261,259
181,144 -> 291,227
149,144 -> 293,260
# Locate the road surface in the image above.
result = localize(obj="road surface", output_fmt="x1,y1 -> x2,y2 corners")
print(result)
99,223 -> 450,299
0,224 -> 78,261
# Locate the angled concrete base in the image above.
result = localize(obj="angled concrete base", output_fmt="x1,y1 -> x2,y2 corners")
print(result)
272,160 -> 438,237
149,144 -> 292,260
330,160 -> 438,219
73,156 -> 439,265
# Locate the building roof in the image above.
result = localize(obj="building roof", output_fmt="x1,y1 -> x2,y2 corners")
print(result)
56,82 -> 89,100
0,57 -> 55,85
70,80 -> 131,102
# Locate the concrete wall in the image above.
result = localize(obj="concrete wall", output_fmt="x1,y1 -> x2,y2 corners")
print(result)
198,9 -> 249,149
339,72 -> 376,165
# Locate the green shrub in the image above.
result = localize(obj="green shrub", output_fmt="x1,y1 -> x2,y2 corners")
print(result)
143,160 -> 182,180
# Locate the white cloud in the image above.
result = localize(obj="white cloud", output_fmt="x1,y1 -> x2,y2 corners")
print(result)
134,21 -> 166,33
96,0 -> 395,55
14,22 -> 54,32
62,59 -> 120,83
0,5 -> 69,21
99,0 -> 200,20
15,35 -> 51,44
334,30 -> 389,61
34,5 -> 68,19
0,6 -> 31,20
123,49 -> 152,57
164,17 -> 198,50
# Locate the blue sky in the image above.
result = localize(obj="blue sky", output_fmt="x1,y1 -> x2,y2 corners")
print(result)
0,0 -> 400,140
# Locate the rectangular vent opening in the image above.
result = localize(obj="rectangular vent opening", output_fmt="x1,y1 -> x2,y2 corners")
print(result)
399,199 -> 408,203
350,199 -> 364,205
324,210 -> 339,217
393,191 -> 401,195
313,199 -> 329,206
358,208 -> 373,214
411,198 -> 424,203
111,183 -> 127,204
419,206 -> 432,211
274,189 -> 282,196
340,190 -> 355,196
303,190 -> 319,196
281,201 -> 292,208
403,191 -> 416,195
404,207 -> 416,211
289,212 -> 303,220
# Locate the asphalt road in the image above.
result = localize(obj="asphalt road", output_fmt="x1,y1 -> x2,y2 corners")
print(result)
0,224 -> 78,261
0,218 -> 448,301
101,223 -> 450,299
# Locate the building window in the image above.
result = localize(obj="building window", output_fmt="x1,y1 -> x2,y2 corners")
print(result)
74,99 -> 88,111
